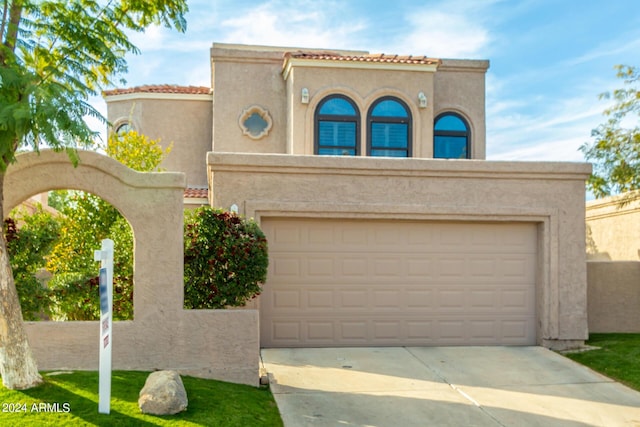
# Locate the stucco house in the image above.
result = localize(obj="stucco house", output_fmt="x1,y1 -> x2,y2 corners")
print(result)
586,193 -> 640,261
585,193 -> 640,333
104,43 -> 591,350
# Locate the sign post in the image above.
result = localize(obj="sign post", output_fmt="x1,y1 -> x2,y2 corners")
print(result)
94,239 -> 114,415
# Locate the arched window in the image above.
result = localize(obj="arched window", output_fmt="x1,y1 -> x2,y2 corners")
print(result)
367,97 -> 411,157
315,95 -> 359,156
115,121 -> 132,136
434,113 -> 470,159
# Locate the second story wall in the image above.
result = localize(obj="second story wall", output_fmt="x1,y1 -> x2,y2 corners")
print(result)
211,43 -> 489,160
211,45 -> 288,154
434,59 -> 489,159
283,54 -> 438,157
105,87 -> 213,189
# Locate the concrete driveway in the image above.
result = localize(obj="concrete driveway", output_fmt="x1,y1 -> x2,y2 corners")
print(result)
261,347 -> 640,426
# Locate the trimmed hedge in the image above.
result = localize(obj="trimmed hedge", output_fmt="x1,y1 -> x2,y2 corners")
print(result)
184,207 -> 268,309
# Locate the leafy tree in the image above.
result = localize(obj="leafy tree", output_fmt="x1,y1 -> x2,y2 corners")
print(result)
3,206 -> 60,320
106,129 -> 172,172
47,129 -> 171,320
0,0 -> 187,389
184,208 -> 269,309
580,65 -> 640,199
46,191 -> 126,320
46,213 -> 133,321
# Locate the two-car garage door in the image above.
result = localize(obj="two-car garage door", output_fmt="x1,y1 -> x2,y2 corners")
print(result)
260,218 -> 537,347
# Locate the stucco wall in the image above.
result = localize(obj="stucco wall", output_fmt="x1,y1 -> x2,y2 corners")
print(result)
208,152 -> 591,349
5,150 -> 258,386
586,193 -> 640,260
285,66 -> 436,157
106,95 -> 213,189
434,60 -> 489,159
210,43 -> 488,160
587,261 -> 640,332
211,46 -> 288,154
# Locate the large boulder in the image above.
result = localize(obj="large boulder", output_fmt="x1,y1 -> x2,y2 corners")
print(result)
138,370 -> 188,415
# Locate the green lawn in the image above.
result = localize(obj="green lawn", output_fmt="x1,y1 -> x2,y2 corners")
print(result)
0,371 -> 283,426
565,333 -> 640,391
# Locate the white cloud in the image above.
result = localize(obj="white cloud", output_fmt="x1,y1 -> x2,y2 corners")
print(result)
487,96 -> 605,162
490,136 -> 588,162
217,1 -> 367,49
377,0 -> 501,58
397,11 -> 490,58
184,63 -> 211,87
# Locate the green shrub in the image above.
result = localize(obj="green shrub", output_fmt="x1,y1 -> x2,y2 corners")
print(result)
48,272 -> 99,320
3,207 -> 60,320
47,215 -> 133,321
184,207 -> 268,309
109,216 -> 134,319
46,192 -> 134,320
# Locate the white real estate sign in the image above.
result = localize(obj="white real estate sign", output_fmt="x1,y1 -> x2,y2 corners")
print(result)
94,239 -> 114,415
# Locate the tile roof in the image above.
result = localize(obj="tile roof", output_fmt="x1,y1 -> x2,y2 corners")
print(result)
284,51 -> 441,66
184,188 -> 209,199
103,85 -> 211,97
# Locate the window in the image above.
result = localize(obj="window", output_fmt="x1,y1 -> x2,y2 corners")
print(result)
434,113 -> 470,159
367,97 -> 411,157
115,122 -> 132,135
315,95 -> 359,156
239,105 -> 272,140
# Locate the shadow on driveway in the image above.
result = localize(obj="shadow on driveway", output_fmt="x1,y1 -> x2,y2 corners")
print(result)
261,347 -> 640,426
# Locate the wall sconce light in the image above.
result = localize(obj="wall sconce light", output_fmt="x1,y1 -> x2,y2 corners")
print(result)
418,92 -> 427,108
301,88 -> 309,104
230,204 -> 239,214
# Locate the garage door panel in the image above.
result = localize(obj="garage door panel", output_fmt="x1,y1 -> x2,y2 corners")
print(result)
270,256 -> 301,276
266,316 -> 536,347
339,290 -> 368,308
501,288 -> 533,310
307,290 -> 333,309
266,284 -> 534,314
270,289 -> 300,309
340,322 -> 368,341
470,290 -> 496,308
405,289 -> 435,308
271,321 -> 300,343
407,258 -> 434,276
261,219 -> 537,347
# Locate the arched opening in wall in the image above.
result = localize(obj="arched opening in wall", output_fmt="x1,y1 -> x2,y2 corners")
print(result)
5,190 -> 134,322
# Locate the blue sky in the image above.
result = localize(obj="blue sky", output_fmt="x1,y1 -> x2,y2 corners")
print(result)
94,0 -> 640,162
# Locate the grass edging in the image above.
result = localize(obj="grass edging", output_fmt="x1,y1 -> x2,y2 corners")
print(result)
564,333 -> 640,392
0,370 -> 283,426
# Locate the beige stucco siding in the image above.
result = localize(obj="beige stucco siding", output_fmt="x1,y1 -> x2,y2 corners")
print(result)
211,47 -> 287,154
106,96 -> 212,188
5,151 -> 258,386
587,261 -> 640,332
433,60 -> 489,159
210,44 -> 488,160
208,153 -> 591,349
285,66 -> 435,157
586,194 -> 640,261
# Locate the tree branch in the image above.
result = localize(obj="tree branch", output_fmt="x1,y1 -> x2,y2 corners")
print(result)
3,0 -> 21,53
35,0 -> 132,89
0,1 -> 9,46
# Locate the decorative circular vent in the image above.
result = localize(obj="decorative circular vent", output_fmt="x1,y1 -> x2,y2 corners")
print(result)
238,106 -> 273,140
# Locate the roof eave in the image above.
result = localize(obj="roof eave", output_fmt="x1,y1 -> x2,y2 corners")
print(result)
282,57 -> 439,80
103,91 -> 213,102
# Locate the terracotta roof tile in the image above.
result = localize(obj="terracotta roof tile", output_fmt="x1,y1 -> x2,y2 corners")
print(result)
103,85 -> 211,97
184,188 -> 209,199
284,51 -> 441,66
